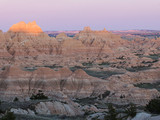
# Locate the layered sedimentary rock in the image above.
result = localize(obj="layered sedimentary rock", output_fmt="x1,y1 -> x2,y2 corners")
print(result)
0,66 -> 108,100
0,65 -> 159,105
0,25 -> 131,67
104,69 -> 160,105
0,23 -> 159,69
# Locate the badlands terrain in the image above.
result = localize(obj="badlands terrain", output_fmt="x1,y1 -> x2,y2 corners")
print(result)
0,21 -> 160,120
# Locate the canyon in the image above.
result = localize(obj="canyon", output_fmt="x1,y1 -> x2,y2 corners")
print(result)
0,21 -> 160,120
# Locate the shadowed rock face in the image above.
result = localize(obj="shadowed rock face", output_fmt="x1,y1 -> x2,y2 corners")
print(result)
8,21 -> 43,33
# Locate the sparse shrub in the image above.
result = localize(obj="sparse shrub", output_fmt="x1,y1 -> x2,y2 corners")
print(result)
145,98 -> 160,114
82,61 -> 93,67
13,97 -> 19,102
98,90 -> 110,99
99,62 -> 110,66
0,111 -> 16,120
84,111 -> 91,116
30,90 -> 48,100
117,56 -> 125,60
120,95 -> 125,99
124,104 -> 137,118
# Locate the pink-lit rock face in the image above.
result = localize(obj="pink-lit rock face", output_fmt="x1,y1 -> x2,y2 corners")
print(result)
8,21 -> 43,33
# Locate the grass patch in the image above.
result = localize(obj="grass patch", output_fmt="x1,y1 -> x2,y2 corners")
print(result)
82,62 -> 93,67
126,65 -> 154,72
44,65 -> 63,69
70,66 -> 84,72
84,70 -> 124,79
134,82 -> 160,91
98,62 -> 110,67
74,97 -> 97,105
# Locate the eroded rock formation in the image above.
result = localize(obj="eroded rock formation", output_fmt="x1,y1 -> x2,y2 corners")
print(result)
0,66 -> 109,100
0,23 -> 160,107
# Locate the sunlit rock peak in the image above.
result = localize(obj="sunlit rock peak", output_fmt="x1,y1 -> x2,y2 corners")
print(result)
103,28 -> 107,31
8,21 -> 43,33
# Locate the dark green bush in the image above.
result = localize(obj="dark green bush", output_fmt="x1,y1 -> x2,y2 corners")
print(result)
120,95 -> 125,99
146,98 -> 160,114
124,104 -> 137,118
30,90 -> 48,100
0,111 -> 16,120
82,61 -> 93,66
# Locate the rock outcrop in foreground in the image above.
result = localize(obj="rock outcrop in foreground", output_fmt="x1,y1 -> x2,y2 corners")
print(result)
8,21 -> 43,33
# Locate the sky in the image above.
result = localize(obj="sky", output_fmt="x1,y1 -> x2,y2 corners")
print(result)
0,0 -> 160,31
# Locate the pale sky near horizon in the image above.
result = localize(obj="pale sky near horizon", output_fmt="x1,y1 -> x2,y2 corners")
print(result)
0,0 -> 160,31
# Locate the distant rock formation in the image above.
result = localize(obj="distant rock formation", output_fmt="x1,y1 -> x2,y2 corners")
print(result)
56,33 -> 68,41
83,26 -> 92,32
8,21 -> 43,33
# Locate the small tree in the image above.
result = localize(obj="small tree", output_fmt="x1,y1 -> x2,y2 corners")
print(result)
104,104 -> 118,120
0,100 -> 3,114
146,98 -> 160,114
123,104 -> 137,118
13,97 -> 19,102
